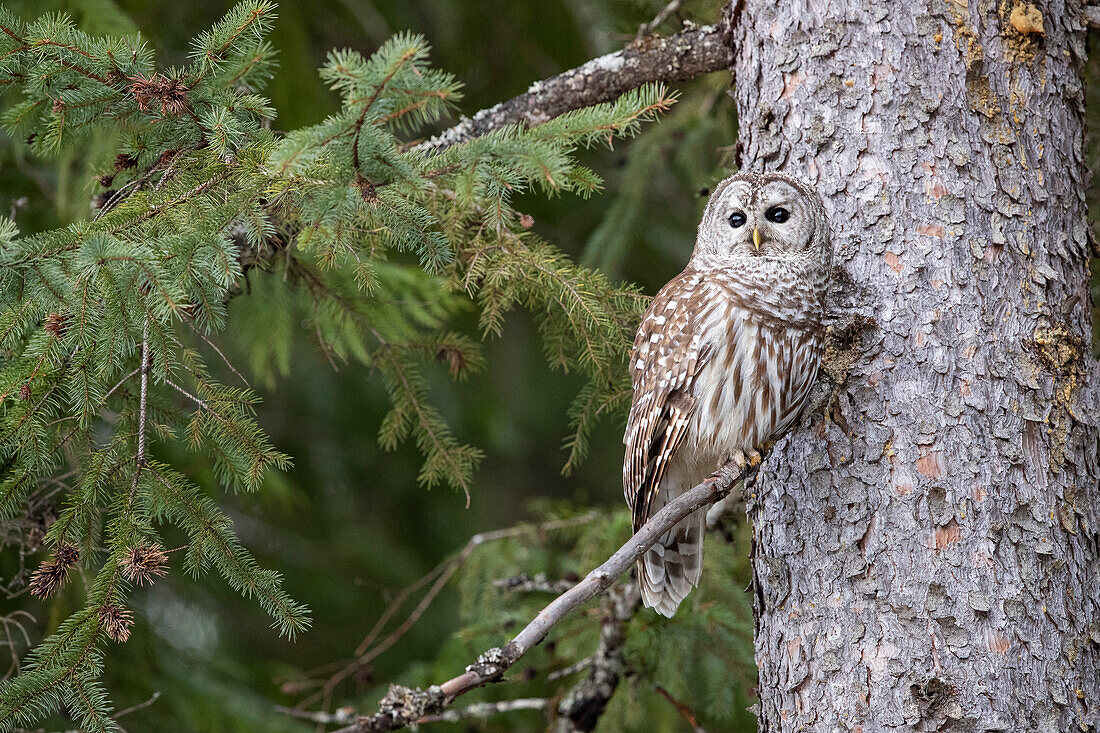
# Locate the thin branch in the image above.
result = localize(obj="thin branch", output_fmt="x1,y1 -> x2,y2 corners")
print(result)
493,573 -> 577,594
337,461 -> 745,733
183,320 -> 252,389
637,0 -> 682,39
655,686 -> 707,733
100,367 -> 142,404
112,691 -> 161,720
418,21 -> 731,153
417,698 -> 550,724
275,705 -> 357,725
546,656 -> 592,682
165,378 -> 208,409
93,153 -> 172,222
127,318 -> 150,507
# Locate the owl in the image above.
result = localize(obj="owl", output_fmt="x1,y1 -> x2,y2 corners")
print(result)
623,171 -> 831,616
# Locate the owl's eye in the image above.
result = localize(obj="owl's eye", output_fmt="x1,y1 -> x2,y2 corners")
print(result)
765,206 -> 790,223
728,211 -> 747,228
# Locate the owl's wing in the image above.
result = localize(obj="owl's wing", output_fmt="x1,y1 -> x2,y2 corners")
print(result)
623,272 -> 712,532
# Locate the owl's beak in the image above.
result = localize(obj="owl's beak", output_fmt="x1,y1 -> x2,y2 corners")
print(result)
752,227 -> 761,251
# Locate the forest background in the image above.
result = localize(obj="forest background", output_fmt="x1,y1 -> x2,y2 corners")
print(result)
1,1 -> 1097,732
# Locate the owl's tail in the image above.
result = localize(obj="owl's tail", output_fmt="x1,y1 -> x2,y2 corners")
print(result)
637,507 -> 705,617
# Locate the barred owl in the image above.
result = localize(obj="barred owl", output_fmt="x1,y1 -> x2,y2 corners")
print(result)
624,171 -> 831,616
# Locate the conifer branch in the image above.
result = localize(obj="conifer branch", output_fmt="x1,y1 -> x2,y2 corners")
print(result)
127,318 -> 150,508
0,6 -> 694,725
339,461 -> 745,733
419,21 -> 731,153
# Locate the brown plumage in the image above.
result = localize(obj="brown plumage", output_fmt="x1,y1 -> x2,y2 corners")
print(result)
623,172 -> 831,616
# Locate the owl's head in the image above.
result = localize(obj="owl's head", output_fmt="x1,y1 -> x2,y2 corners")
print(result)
692,171 -> 831,273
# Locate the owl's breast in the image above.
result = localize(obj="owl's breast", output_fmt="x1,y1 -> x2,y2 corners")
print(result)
684,303 -> 823,464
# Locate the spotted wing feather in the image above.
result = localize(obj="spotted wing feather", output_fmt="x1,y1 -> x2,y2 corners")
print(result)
623,272 -> 710,531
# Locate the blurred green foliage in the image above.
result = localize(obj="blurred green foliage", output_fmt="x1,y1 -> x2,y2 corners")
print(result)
0,0 -> 758,730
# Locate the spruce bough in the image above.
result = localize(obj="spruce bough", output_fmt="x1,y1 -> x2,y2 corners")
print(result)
0,2 -> 672,727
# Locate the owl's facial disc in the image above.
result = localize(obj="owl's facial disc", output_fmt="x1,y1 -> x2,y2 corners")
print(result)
694,172 -> 825,270
712,179 -> 806,258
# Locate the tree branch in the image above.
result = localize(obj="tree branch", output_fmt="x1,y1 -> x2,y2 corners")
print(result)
552,583 -> 640,732
337,461 -> 745,733
417,698 -> 550,724
655,685 -> 707,732
280,512 -> 599,711
493,573 -> 577,594
418,21 -> 731,153
126,317 -> 150,508
637,1 -> 683,40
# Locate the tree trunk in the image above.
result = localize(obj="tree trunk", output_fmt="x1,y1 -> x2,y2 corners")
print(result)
726,1 -> 1100,730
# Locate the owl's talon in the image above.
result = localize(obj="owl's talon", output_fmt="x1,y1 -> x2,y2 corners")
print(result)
748,449 -> 762,467
731,450 -> 748,470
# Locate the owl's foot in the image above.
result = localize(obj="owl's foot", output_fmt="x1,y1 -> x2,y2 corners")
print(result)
730,449 -> 763,471
730,450 -> 747,470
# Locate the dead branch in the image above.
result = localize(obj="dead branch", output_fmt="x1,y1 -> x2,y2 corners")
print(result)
552,583 -> 640,732
336,461 -> 745,733
418,21 -> 731,153
417,697 -> 550,724
493,573 -> 577,594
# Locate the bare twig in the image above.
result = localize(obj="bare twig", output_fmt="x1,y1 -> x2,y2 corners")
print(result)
546,656 -> 592,682
183,319 -> 252,388
0,611 -> 34,680
337,461 -> 744,733
275,705 -> 357,725
637,0 -> 682,39
113,691 -> 161,720
165,378 -> 208,409
418,22 -> 731,153
102,367 -> 141,403
418,698 -> 550,724
655,686 -> 707,732
93,165 -> 160,222
127,318 -> 150,507
493,573 -> 577,594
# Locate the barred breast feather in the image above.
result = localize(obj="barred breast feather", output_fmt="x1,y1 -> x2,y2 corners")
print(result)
623,266 -> 824,617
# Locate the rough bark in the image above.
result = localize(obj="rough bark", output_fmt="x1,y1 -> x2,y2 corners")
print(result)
726,1 -> 1100,730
